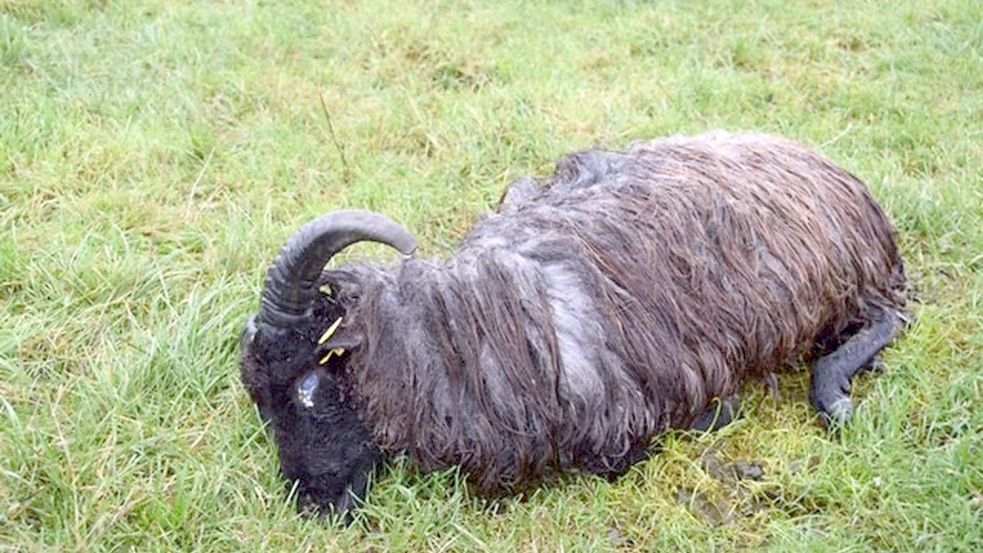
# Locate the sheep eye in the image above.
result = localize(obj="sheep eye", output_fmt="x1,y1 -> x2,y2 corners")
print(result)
297,372 -> 319,408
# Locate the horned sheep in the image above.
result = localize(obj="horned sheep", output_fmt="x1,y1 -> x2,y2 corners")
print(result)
239,132 -> 908,516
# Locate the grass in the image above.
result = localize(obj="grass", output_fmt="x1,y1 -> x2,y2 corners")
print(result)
1,0 -> 980,550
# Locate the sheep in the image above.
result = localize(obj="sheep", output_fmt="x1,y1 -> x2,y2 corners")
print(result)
239,132 -> 908,517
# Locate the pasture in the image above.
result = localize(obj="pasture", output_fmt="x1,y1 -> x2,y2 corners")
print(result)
1,0 -> 980,550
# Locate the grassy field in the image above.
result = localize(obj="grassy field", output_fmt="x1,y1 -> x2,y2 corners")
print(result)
1,0 -> 981,550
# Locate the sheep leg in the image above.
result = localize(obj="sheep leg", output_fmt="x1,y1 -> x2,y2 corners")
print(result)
811,307 -> 902,428
690,395 -> 741,432
581,443 -> 650,481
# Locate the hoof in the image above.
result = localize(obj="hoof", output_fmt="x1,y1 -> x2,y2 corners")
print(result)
691,395 -> 741,432
818,397 -> 854,429
863,357 -> 887,374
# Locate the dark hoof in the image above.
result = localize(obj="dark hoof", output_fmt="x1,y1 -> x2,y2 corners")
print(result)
862,356 -> 887,374
817,397 -> 854,430
691,396 -> 741,432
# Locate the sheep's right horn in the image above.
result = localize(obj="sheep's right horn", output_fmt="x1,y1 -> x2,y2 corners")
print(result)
258,210 -> 417,328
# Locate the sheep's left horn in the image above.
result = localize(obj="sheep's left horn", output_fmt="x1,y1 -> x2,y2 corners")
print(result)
258,210 -> 417,328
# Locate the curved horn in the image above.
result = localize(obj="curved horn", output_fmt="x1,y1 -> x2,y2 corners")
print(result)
258,210 -> 417,328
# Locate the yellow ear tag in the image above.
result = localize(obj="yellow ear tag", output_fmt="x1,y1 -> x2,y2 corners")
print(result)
319,284 -> 332,296
318,317 -> 343,345
318,348 -> 346,365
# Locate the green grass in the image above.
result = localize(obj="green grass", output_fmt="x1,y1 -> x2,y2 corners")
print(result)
1,0 -> 981,550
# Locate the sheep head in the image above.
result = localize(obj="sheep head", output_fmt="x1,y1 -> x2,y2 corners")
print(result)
239,210 -> 416,517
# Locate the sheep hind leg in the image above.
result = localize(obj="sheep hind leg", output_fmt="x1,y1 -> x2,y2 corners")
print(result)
811,306 -> 902,429
690,395 -> 741,433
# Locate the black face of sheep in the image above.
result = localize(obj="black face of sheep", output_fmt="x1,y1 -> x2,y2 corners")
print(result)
240,212 -> 416,517
240,133 -> 908,519
240,319 -> 382,516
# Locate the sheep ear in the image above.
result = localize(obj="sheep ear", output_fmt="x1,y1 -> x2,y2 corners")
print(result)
315,332 -> 363,366
319,336 -> 362,352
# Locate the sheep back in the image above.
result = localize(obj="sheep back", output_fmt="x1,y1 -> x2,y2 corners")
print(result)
337,132 -> 907,492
